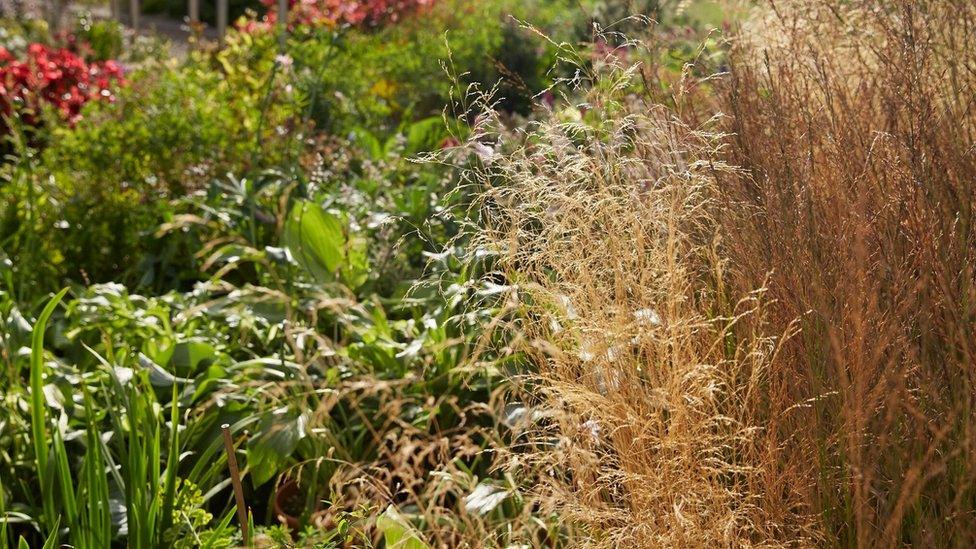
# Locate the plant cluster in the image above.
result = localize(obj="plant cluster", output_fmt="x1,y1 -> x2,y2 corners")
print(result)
0,43 -> 124,127
2,0 -> 971,547
256,0 -> 435,29
473,0 -> 976,546
0,4 -> 557,539
472,40 -> 796,546
718,1 -> 976,544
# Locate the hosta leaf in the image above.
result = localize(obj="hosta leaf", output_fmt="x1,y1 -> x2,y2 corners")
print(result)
283,199 -> 370,288
169,340 -> 218,377
247,408 -> 307,488
403,116 -> 447,154
283,200 -> 345,282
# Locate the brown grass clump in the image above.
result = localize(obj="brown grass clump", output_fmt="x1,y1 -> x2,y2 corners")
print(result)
472,50 -> 815,545
475,0 -> 976,545
720,0 -> 976,545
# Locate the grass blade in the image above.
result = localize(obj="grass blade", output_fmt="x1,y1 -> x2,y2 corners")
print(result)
39,518 -> 60,549
29,288 -> 68,535
159,383 -> 180,544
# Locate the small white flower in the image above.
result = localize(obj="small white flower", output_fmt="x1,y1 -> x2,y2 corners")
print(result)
634,308 -> 662,326
582,419 -> 601,440
472,141 -> 496,164
274,53 -> 293,67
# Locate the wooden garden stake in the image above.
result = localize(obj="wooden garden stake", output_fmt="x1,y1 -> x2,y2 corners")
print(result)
221,424 -> 249,546
129,0 -> 140,29
217,0 -> 228,47
277,0 -> 288,49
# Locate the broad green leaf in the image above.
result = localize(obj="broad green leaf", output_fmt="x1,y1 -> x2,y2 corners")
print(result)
353,127 -> 384,159
247,408 -> 308,488
376,506 -> 429,549
342,233 -> 370,288
169,340 -> 218,377
144,337 -> 175,369
283,200 -> 370,288
403,117 -> 447,154
283,200 -> 345,282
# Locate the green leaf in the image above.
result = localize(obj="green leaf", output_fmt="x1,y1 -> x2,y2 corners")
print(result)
283,200 -> 370,288
31,288 -> 68,535
169,340 -> 218,377
144,337 -> 175,369
403,117 -> 447,154
159,383 -> 180,545
283,200 -> 345,282
353,127 -> 384,159
40,516 -> 60,549
342,233 -> 370,288
247,409 -> 308,488
138,354 -> 193,388
376,506 -> 429,549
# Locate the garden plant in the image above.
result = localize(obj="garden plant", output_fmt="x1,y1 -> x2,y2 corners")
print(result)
0,0 -> 972,547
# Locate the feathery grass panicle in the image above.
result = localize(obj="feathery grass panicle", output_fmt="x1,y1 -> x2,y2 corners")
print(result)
472,33 -> 816,546
474,1 -> 976,544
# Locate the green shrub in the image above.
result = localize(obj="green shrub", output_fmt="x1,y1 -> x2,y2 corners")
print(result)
72,14 -> 125,61
10,42 -> 309,295
5,0 -> 583,299
277,0 -> 584,134
43,48 -> 306,197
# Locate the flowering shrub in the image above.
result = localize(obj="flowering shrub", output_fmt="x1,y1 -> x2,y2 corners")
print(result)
0,43 -> 124,128
251,0 -> 434,30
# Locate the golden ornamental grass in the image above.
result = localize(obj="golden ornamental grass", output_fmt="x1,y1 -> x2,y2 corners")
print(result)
473,55 -> 813,545
474,0 -> 976,546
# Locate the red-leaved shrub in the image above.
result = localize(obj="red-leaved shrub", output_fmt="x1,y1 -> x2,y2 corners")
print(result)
0,43 -> 125,129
